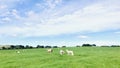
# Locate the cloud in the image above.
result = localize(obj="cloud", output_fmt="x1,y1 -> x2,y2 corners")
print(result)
0,1 -> 22,22
77,35 -> 89,39
36,3 -> 120,36
0,5 -> 7,9
0,0 -> 120,37
1,17 -> 11,22
11,9 -> 21,19
44,0 -> 62,9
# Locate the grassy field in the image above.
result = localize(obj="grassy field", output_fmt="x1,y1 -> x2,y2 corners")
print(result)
0,47 -> 120,68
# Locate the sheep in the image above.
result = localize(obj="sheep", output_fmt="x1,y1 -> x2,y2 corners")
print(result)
66,49 -> 74,56
60,50 -> 65,55
47,48 -> 53,53
16,50 -> 20,54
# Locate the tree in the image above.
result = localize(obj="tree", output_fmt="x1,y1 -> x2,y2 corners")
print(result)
62,46 -> 66,48
2,47 -> 6,50
29,46 -> 33,48
10,45 -> 15,49
15,45 -> 25,49
92,44 -> 96,47
36,45 -> 40,48
82,44 -> 91,47
36,45 -> 44,48
45,46 -> 52,48
76,45 -> 80,47
53,46 -> 58,48
111,45 -> 120,47
82,44 -> 96,47
25,45 -> 30,49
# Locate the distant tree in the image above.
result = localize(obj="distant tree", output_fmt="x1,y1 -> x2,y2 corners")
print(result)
45,46 -> 52,48
82,44 -> 96,47
29,46 -> 33,48
15,45 -> 25,49
111,45 -> 120,47
15,45 -> 19,49
25,45 -> 30,49
82,44 -> 91,47
62,46 -> 66,48
2,47 -> 6,50
10,45 -> 15,49
101,46 -> 110,47
36,45 -> 40,48
76,45 -> 80,47
53,46 -> 58,48
92,44 -> 96,47
19,45 -> 25,49
36,45 -> 44,48
40,46 -> 44,48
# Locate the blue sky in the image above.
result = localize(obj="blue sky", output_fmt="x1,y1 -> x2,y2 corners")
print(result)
0,0 -> 120,46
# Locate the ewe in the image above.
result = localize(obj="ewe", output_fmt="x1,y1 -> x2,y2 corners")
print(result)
60,50 -> 65,55
66,49 -> 74,56
16,51 -> 20,54
47,49 -> 53,53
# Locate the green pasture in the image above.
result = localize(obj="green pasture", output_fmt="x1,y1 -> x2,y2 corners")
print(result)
0,47 -> 120,68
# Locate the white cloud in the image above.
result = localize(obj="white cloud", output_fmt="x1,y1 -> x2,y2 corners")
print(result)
1,17 -> 11,22
77,35 -> 89,39
11,9 -> 21,19
44,0 -> 62,9
0,0 -> 120,37
0,5 -> 7,9
37,3 -> 120,36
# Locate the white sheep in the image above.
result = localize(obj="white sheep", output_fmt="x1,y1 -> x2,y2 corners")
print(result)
60,50 -> 65,55
16,50 -> 20,54
47,48 -> 53,53
66,49 -> 74,56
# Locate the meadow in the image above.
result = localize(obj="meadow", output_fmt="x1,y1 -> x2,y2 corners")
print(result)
0,47 -> 120,68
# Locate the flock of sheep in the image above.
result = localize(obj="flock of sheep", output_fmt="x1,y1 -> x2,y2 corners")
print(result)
47,49 -> 74,56
16,48 -> 74,56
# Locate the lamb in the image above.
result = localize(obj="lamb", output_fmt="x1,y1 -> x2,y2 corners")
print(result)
60,50 -> 65,55
66,49 -> 74,56
47,48 -> 53,53
16,50 -> 20,54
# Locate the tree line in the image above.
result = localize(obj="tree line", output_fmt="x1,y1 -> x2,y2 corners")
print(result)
0,44 -> 120,50
0,45 -> 58,50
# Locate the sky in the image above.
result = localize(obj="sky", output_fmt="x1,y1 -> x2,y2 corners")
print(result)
0,0 -> 120,47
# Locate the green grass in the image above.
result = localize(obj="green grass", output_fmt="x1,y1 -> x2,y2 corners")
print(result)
0,47 -> 120,68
